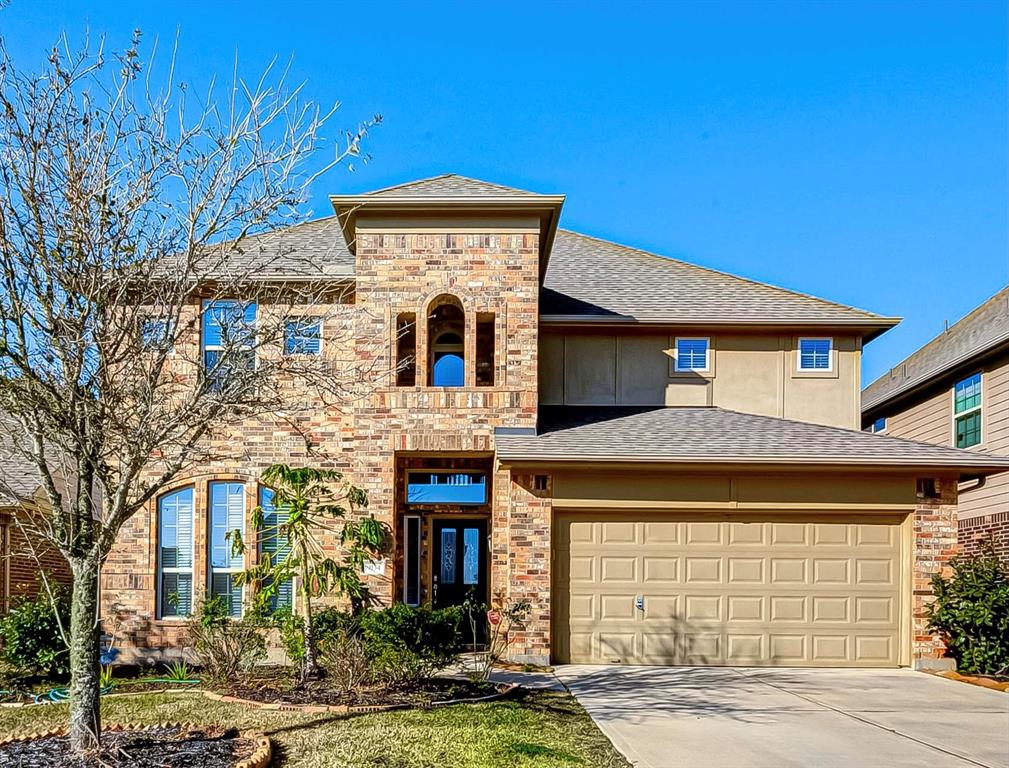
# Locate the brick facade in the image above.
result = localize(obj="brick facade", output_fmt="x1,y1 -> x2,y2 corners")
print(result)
958,511 -> 1009,561
1,505 -> 73,612
102,222 -> 548,663
911,478 -> 959,670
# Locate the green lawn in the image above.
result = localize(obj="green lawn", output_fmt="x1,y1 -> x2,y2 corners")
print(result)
0,689 -> 630,768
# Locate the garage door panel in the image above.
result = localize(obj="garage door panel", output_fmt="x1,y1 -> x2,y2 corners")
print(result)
555,512 -> 902,667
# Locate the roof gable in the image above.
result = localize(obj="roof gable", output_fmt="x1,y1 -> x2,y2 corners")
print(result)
862,286 -> 1009,412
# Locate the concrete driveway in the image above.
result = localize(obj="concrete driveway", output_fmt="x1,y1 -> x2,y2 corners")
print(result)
556,666 -> 1009,768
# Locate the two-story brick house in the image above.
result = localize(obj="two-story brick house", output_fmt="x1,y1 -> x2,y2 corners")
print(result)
862,287 -> 1009,560
104,175 -> 1009,670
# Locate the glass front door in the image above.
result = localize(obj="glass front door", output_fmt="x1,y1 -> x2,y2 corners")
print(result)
432,519 -> 488,641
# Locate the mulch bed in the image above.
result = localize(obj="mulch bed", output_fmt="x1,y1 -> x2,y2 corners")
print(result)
225,675 -> 499,708
0,725 -> 257,768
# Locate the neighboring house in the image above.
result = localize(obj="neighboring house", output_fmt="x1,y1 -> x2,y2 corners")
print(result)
863,287 -> 1009,561
104,175 -> 1009,670
0,432 -> 73,612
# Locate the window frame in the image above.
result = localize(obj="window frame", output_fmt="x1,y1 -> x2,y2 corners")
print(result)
868,416 -> 887,434
796,337 -> 834,372
283,317 -> 323,357
405,470 -> 489,506
403,515 -> 421,607
201,299 -> 258,389
673,337 -> 711,373
156,487 -> 195,621
258,485 -> 295,613
141,317 -> 176,355
207,481 -> 247,618
952,372 -> 983,449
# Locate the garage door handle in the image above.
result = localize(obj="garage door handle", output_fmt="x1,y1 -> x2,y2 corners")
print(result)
635,595 -> 644,611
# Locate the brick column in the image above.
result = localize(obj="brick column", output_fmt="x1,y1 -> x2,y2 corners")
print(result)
505,472 -> 552,666
911,477 -> 958,670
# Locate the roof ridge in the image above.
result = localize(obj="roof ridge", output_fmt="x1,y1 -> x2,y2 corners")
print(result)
555,229 -> 890,321
361,174 -> 458,195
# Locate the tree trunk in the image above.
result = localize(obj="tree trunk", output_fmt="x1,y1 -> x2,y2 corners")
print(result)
302,588 -> 318,679
68,560 -> 102,753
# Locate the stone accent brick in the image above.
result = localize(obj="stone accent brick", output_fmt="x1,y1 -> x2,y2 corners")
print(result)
911,477 -> 958,669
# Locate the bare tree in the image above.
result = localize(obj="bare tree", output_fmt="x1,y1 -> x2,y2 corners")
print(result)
0,30 -> 380,753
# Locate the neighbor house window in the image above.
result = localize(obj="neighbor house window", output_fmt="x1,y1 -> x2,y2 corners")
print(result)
798,338 -> 832,371
202,300 -> 257,390
158,487 -> 194,618
259,487 -> 294,612
954,372 -> 982,448
407,471 -> 487,505
208,481 -> 246,617
283,318 -> 322,356
396,313 -> 417,386
403,515 -> 421,606
867,417 -> 887,434
428,295 -> 465,387
675,337 -> 710,372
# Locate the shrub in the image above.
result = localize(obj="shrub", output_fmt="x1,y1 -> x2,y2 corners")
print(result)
186,597 -> 267,685
358,603 -> 464,686
319,628 -> 371,696
0,590 -> 69,677
926,549 -> 1009,675
272,605 -> 355,666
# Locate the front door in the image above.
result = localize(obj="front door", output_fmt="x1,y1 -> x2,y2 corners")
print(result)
432,519 -> 488,640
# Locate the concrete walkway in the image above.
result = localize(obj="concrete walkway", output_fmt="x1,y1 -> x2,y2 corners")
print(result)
556,666 -> 1009,768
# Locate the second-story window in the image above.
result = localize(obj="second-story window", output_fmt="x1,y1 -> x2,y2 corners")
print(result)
475,313 -> 495,386
202,300 -> 257,391
675,337 -> 710,373
954,372 -> 982,448
866,416 -> 887,434
209,481 -> 246,618
798,338 -> 832,371
142,317 -> 174,353
283,318 -> 322,356
396,313 -> 417,386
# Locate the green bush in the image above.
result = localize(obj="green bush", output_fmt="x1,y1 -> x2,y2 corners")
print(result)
186,597 -> 267,685
926,550 -> 1009,675
358,603 -> 464,686
0,590 -> 69,677
271,605 -> 356,665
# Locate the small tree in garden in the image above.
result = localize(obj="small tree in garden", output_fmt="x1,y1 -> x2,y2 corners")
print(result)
926,545 -> 1009,676
231,463 -> 387,679
461,589 -> 531,681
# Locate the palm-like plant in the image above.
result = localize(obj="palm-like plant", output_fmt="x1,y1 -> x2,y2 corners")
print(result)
231,464 -> 386,679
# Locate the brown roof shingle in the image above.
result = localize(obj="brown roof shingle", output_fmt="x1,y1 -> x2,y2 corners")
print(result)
362,174 -> 543,198
495,406 -> 1009,473
542,230 -> 897,329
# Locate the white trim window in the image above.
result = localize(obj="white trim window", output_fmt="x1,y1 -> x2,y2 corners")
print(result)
259,486 -> 294,612
798,338 -> 833,371
158,487 -> 194,618
209,481 -> 246,617
403,515 -> 421,607
674,337 -> 710,373
283,318 -> 322,356
202,300 -> 257,391
953,372 -> 982,448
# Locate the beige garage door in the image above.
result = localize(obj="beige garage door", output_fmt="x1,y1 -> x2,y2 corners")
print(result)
554,512 -> 904,667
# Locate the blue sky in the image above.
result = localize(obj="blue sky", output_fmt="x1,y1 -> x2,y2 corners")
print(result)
3,1 -> 1006,386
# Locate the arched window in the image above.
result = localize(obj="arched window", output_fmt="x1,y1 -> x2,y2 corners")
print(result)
428,295 -> 465,387
157,487 -> 194,618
